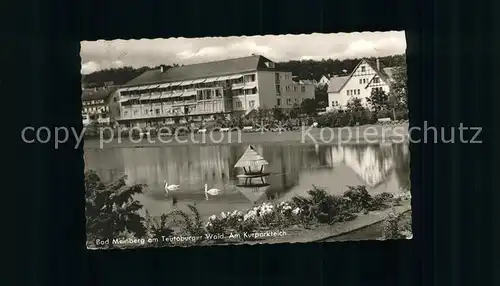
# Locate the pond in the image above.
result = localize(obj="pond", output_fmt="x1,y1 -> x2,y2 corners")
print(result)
84,142 -> 410,220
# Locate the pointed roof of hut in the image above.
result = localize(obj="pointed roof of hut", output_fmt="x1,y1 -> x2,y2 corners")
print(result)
234,145 -> 269,168
236,185 -> 270,203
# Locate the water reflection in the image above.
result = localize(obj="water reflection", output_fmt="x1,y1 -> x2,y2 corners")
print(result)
85,143 -> 410,218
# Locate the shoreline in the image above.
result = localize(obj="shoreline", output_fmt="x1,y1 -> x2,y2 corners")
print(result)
83,124 -> 409,149
87,200 -> 411,250
220,200 -> 411,246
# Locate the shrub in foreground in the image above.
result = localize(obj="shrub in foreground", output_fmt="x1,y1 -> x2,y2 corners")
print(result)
85,170 -> 147,248
382,209 -> 412,240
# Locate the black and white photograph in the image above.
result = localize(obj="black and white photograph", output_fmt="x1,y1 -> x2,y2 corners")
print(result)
81,31 -> 411,249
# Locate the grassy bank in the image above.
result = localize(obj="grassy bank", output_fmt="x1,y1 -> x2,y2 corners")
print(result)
320,209 -> 412,242
83,123 -> 409,149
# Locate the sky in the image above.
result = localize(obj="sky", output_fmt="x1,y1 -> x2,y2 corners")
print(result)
80,31 -> 406,75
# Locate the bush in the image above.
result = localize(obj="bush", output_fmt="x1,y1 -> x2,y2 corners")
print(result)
394,108 -> 408,120
377,109 -> 393,119
371,192 -> 395,210
290,186 -> 357,224
143,211 -> 175,247
343,186 -> 373,213
205,209 -> 258,238
382,209 -> 412,240
170,204 -> 205,238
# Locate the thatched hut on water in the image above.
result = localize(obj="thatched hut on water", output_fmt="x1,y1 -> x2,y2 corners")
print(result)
234,145 -> 270,186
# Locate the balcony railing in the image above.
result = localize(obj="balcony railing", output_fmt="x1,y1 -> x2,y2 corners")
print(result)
119,99 -> 231,120
232,82 -> 245,89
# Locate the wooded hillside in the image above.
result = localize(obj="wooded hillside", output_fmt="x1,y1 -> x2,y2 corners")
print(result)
81,54 -> 406,87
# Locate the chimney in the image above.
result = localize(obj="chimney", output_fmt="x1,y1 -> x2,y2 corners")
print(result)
376,58 -> 380,71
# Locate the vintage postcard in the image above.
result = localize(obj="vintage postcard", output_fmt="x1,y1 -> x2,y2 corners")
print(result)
81,31 -> 411,249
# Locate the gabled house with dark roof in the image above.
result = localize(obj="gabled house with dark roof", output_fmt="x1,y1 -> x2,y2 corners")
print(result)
327,58 -> 397,111
115,54 -> 314,128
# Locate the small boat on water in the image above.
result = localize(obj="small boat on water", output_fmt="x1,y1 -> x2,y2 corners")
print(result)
234,145 -> 270,186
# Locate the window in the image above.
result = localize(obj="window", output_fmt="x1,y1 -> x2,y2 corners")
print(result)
266,62 -> 275,68
124,111 -> 129,117
275,73 -> 280,82
287,98 -> 292,105
361,66 -> 366,72
332,101 -> 335,107
249,100 -> 255,108
359,79 -> 363,84
244,74 -> 256,82
236,101 -> 242,108
155,109 -> 160,115
285,86 -> 291,92
373,77 -> 380,83
301,86 -> 305,92
294,86 -> 298,92
357,89 -> 360,94
276,85 -> 281,94
277,99 -> 281,106
347,90 -> 351,95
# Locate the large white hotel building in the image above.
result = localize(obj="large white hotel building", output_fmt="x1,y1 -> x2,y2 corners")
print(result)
109,55 -> 315,127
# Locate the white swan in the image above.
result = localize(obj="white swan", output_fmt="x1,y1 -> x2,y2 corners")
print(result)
204,184 -> 221,199
164,181 -> 180,194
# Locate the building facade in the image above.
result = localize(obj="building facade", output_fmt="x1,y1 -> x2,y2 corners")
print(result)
81,86 -> 117,125
327,59 -> 395,111
318,75 -> 330,86
115,55 -> 315,128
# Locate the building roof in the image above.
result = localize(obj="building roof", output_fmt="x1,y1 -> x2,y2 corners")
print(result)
327,58 -> 398,93
81,87 -> 117,101
123,55 -> 279,87
364,58 -> 390,81
327,76 -> 350,93
234,145 -> 269,168
300,79 -> 318,85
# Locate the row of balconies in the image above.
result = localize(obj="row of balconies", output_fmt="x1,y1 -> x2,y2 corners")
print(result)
120,102 -> 228,120
121,82 -> 257,99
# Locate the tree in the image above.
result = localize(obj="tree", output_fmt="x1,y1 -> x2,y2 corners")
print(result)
389,64 -> 408,110
272,106 -> 285,121
85,170 -> 147,248
289,104 -> 300,119
345,98 -> 370,125
314,85 -> 328,107
82,55 -> 407,90
367,88 -> 389,111
346,97 -> 363,112
300,98 -> 318,116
